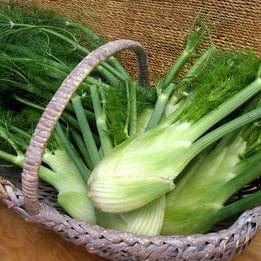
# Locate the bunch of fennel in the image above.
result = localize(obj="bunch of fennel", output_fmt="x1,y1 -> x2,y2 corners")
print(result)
0,5 -> 260,236
0,4 -> 156,232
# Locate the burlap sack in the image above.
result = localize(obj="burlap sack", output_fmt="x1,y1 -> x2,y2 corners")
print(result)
33,0 -> 260,82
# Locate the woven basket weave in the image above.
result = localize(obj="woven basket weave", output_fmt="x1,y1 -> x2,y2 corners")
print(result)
0,38 -> 261,261
0,1 -> 261,260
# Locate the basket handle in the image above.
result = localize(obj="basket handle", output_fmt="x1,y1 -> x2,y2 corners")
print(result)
21,39 -> 149,215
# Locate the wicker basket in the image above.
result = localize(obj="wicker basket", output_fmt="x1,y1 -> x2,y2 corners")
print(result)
1,1 -> 261,259
0,38 -> 260,261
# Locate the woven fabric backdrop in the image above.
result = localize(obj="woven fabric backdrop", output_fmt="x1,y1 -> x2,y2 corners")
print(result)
21,0 -> 261,82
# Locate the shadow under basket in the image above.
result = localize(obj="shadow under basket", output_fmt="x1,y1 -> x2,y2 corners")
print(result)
0,168 -> 261,261
0,39 -> 260,261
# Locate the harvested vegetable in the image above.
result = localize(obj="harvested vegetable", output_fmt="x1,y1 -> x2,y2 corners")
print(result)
162,99 -> 261,235
0,108 -> 96,224
0,4 -> 159,235
0,4 -> 260,237
88,50 -> 261,213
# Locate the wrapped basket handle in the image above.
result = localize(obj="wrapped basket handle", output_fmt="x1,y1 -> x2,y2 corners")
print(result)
22,40 -> 149,215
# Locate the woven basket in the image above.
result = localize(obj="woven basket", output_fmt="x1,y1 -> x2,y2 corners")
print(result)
0,37 -> 261,261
